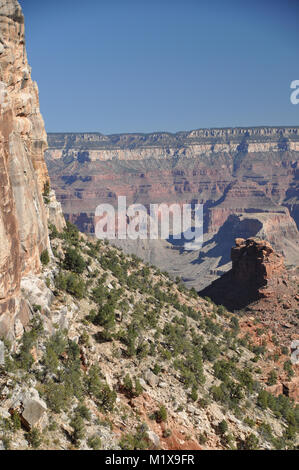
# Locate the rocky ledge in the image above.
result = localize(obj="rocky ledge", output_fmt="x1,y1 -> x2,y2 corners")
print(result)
200,238 -> 290,309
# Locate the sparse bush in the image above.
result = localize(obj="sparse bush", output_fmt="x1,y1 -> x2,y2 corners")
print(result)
283,360 -> 294,379
162,429 -> 172,438
55,272 -> 85,299
70,414 -> 85,446
153,363 -> 161,375
62,221 -> 80,244
119,425 -> 149,450
198,433 -> 207,444
218,420 -> 228,435
11,411 -> 21,430
267,370 -> 277,386
26,428 -> 42,449
87,435 -> 102,450
154,405 -> 167,423
63,247 -> 86,273
75,404 -> 91,421
86,365 -> 116,412
40,249 -> 50,266
121,374 -> 143,398
44,383 -> 68,413
190,385 -> 198,402
238,433 -> 259,450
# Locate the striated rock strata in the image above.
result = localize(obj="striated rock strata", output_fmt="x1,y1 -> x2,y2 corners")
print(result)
46,128 -> 299,289
0,0 -> 64,338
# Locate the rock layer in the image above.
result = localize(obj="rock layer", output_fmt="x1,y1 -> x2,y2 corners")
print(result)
0,0 -> 64,338
46,128 -> 299,289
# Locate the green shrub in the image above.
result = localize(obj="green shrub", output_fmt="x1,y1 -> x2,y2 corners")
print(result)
43,181 -> 50,197
202,340 -> 220,362
55,272 -> 85,299
238,433 -> 259,450
87,435 -> 102,450
17,319 -> 43,371
26,428 -> 42,448
86,365 -> 116,412
63,247 -> 86,273
190,385 -> 198,402
75,404 -> 91,421
198,433 -> 207,444
121,374 -> 143,398
40,249 -> 50,266
267,370 -> 277,386
44,383 -> 68,413
65,273 -> 85,299
218,420 -> 228,435
155,405 -> 167,423
119,425 -> 149,450
62,221 -> 80,243
283,360 -> 294,379
70,414 -> 86,446
11,411 -> 21,430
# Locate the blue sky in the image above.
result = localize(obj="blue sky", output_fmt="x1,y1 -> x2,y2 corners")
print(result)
19,0 -> 299,134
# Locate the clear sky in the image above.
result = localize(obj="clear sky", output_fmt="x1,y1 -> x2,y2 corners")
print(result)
19,0 -> 299,134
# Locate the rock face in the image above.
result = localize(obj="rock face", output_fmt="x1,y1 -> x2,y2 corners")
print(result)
231,238 -> 285,297
0,0 -> 64,338
45,128 -> 299,289
199,237 -> 293,310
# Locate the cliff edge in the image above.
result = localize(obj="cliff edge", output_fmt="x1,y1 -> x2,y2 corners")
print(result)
0,0 -> 64,339
200,238 -> 290,309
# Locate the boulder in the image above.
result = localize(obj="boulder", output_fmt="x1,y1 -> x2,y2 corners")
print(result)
0,407 -> 10,419
144,370 -> 159,387
21,397 -> 48,430
147,430 -> 160,448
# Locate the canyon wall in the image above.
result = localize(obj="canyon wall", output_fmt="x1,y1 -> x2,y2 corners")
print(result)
46,127 -> 299,289
0,0 -> 64,338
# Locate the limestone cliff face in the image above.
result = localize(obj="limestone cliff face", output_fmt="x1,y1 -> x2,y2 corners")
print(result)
0,0 -> 64,337
46,126 -> 299,162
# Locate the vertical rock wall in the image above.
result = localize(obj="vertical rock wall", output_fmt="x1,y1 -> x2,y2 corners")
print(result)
0,0 -> 64,337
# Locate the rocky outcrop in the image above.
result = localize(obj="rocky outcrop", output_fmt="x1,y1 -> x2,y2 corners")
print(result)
0,0 -> 64,338
231,238 -> 287,299
199,238 -> 288,309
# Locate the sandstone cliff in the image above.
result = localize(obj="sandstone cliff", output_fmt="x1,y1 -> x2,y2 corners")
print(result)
0,0 -> 64,338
